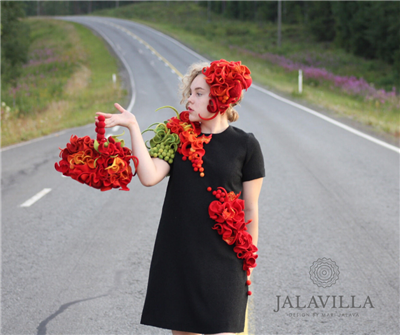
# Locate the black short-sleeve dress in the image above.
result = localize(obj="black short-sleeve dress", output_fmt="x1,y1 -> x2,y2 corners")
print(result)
140,125 -> 265,334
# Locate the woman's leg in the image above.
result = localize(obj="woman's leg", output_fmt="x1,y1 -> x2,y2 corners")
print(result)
172,330 -> 234,335
171,331 -> 201,335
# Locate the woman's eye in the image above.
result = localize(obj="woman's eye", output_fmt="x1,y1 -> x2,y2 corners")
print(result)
197,93 -> 202,96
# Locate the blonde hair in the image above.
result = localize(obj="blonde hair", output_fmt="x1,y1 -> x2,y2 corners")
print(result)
179,62 -> 241,123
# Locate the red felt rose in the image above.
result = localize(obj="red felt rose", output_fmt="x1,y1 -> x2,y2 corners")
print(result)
202,59 -> 252,120
55,119 -> 139,191
208,187 -> 258,276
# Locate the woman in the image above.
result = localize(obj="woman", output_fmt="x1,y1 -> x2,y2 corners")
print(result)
97,60 -> 265,335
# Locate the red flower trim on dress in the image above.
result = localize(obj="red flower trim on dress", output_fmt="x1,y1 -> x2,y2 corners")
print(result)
202,59 -> 252,119
144,106 -> 212,177
207,187 -> 258,278
55,115 -> 139,191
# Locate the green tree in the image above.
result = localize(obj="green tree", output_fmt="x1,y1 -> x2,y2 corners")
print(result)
1,1 -> 31,87
307,1 -> 335,42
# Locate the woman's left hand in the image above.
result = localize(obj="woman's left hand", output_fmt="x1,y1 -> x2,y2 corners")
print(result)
96,103 -> 137,129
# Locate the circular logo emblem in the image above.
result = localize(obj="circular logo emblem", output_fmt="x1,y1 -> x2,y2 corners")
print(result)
309,258 -> 340,288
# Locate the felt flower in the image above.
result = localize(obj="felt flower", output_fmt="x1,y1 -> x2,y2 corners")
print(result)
144,106 -> 211,176
208,187 -> 258,276
55,116 -> 138,191
201,59 -> 252,119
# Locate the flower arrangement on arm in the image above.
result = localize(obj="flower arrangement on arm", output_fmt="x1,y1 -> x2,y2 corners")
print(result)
207,186 -> 258,295
201,59 -> 252,120
142,106 -> 212,177
54,115 -> 139,191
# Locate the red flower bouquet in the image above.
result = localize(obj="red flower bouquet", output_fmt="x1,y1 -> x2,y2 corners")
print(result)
208,187 -> 258,276
55,115 -> 139,191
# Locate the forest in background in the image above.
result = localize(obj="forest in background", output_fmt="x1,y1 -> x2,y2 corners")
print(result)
21,1 -> 400,77
1,1 -> 399,144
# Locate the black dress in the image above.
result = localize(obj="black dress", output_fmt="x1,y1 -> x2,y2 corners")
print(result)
140,125 -> 265,334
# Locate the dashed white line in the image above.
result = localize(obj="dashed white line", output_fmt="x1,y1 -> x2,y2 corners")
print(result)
20,188 -> 52,207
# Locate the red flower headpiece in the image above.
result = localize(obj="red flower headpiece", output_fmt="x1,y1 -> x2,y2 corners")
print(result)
201,59 -> 252,120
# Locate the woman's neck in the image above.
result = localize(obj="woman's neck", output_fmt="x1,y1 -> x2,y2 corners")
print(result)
200,115 -> 229,134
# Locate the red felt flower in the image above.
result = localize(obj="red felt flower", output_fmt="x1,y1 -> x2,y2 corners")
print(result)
55,117 -> 139,191
201,59 -> 252,119
165,111 -> 211,176
208,187 -> 258,276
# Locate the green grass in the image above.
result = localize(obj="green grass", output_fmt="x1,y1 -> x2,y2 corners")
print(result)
93,1 -> 399,137
1,18 -> 126,147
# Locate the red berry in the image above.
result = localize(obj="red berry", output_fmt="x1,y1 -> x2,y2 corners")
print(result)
212,191 -> 217,195
200,172 -> 205,177
216,194 -> 221,199
199,167 -> 204,172
98,115 -> 105,121
220,198 -> 225,202
247,291 -> 252,296
97,128 -> 106,135
246,280 -> 251,286
207,187 -> 212,192
97,121 -> 105,128
182,156 -> 187,161
194,168 -> 198,172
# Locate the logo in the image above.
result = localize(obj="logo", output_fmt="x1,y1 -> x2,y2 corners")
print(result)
309,258 -> 340,288
273,257 -> 374,315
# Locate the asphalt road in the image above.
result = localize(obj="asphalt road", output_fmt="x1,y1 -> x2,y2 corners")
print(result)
2,16 -> 399,335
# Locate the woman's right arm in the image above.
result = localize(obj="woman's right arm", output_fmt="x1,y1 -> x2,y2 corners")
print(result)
96,103 -> 170,187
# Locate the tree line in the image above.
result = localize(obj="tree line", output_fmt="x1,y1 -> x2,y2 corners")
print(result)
200,1 -> 399,69
3,1 -> 399,88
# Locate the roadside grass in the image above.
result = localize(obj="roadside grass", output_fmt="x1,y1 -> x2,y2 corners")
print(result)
93,1 -> 399,137
1,18 -> 126,147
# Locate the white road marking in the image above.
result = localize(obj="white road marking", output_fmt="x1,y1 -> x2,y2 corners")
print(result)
20,188 -> 52,207
252,85 -> 400,154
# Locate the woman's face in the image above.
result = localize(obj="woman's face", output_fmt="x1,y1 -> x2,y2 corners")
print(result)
186,74 -> 212,122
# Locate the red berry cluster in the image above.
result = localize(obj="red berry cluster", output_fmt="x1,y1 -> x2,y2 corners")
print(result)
189,157 -> 205,177
96,115 -> 106,142
246,279 -> 252,295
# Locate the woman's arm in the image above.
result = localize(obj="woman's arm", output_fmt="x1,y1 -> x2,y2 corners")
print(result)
243,177 -> 264,277
96,103 -> 170,187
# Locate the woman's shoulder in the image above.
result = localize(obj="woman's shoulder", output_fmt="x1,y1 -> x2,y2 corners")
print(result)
229,126 -> 261,145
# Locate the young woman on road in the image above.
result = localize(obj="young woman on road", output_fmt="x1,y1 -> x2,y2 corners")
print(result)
97,60 -> 265,335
